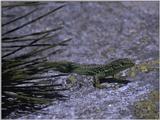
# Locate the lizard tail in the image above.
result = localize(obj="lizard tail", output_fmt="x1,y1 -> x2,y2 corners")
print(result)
41,61 -> 79,73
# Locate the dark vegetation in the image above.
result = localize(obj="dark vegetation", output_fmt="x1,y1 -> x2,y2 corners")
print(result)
2,2 -> 70,118
133,90 -> 159,119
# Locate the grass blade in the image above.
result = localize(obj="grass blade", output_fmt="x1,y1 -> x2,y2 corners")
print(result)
2,27 -> 62,41
2,2 -> 45,8
2,8 -> 39,27
2,5 -> 65,36
2,33 -> 49,58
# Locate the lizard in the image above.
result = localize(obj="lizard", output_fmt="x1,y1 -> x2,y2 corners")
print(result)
42,58 -> 135,88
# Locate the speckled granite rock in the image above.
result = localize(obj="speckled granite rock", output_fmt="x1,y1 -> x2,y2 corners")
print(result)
3,1 -> 159,119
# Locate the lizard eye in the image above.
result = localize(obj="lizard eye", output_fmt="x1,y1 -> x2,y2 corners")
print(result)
121,62 -> 125,66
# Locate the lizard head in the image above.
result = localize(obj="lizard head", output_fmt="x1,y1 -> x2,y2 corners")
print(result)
117,58 -> 134,68
109,58 -> 135,73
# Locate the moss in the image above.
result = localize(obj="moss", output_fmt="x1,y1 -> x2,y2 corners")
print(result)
128,59 -> 159,78
148,91 -> 159,102
133,90 -> 159,119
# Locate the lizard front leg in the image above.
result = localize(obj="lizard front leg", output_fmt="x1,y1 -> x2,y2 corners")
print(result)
93,73 -> 106,89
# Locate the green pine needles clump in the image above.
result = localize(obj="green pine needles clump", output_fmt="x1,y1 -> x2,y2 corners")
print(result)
2,2 -> 70,118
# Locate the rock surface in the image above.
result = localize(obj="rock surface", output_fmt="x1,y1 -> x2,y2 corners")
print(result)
3,1 -> 159,119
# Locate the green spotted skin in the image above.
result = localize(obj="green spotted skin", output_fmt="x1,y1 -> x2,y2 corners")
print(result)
45,58 -> 134,88
73,58 -> 134,76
